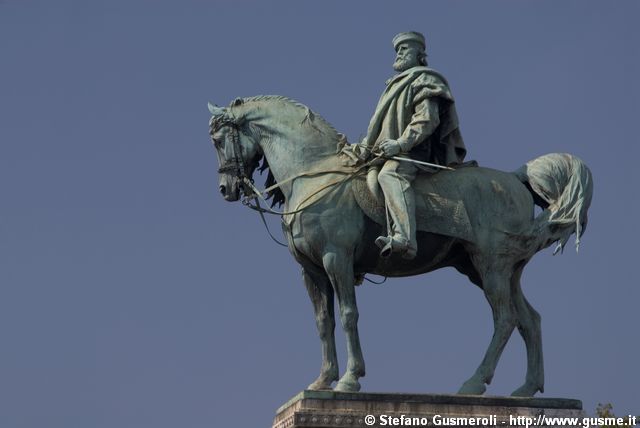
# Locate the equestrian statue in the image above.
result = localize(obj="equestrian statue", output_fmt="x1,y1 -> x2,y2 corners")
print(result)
206,31 -> 593,397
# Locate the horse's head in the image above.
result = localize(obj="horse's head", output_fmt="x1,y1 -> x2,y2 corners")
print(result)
208,95 -> 342,207
208,99 -> 262,201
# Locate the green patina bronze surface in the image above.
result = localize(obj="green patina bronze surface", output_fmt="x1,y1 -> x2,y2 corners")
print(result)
206,31 -> 594,398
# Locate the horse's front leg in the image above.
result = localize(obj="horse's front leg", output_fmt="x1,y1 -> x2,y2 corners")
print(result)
302,267 -> 339,390
322,249 -> 365,392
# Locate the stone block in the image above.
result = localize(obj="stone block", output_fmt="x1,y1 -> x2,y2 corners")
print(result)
272,391 -> 584,428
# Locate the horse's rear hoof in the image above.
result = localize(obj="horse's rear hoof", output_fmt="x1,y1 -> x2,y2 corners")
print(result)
307,380 -> 334,391
511,383 -> 541,397
334,375 -> 361,392
457,379 -> 486,395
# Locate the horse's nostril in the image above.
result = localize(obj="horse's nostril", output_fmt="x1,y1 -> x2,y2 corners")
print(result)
219,185 -> 226,195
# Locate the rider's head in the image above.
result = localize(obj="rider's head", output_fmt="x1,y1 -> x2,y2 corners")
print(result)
392,31 -> 427,72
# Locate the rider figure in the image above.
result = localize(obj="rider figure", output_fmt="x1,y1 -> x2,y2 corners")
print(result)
358,31 -> 467,259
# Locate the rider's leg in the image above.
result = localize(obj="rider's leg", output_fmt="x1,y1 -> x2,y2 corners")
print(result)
376,160 -> 418,259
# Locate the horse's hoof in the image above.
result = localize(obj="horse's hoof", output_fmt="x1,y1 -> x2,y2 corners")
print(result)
334,375 -> 361,392
457,379 -> 486,395
511,383 -> 541,397
307,378 -> 334,391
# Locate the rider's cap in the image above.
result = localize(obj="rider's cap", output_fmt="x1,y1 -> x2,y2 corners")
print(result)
392,31 -> 426,51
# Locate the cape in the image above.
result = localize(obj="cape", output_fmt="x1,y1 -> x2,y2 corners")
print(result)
362,66 -> 466,165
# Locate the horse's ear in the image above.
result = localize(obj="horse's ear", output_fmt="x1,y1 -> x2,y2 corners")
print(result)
230,99 -> 247,126
208,102 -> 225,116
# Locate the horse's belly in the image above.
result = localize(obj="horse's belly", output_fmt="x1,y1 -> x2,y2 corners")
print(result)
354,217 -> 457,278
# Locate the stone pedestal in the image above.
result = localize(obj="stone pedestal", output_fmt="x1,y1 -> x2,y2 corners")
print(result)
273,390 -> 584,428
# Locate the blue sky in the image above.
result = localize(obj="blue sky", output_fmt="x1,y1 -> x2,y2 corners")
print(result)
1,1 -> 638,427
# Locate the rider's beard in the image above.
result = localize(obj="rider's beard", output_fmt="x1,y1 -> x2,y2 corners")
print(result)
393,56 -> 414,72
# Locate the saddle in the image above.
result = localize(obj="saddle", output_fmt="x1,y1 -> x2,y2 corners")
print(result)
352,163 -> 477,243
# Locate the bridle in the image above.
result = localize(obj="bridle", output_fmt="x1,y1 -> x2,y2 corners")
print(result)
212,116 -> 252,186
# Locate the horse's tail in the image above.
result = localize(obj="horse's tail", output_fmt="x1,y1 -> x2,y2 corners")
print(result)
513,153 -> 594,254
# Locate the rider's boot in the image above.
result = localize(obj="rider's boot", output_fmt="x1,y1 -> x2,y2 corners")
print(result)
375,172 -> 418,260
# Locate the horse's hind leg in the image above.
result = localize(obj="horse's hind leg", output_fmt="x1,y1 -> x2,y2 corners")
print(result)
302,267 -> 339,390
459,266 -> 516,395
322,249 -> 365,392
510,263 -> 544,397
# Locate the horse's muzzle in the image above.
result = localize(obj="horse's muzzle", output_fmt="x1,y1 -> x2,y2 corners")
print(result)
219,181 -> 240,201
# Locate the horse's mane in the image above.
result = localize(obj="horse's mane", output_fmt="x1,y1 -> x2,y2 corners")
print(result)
233,95 -> 343,207
238,95 -> 342,141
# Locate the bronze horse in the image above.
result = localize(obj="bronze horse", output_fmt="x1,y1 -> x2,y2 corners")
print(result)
208,96 -> 592,397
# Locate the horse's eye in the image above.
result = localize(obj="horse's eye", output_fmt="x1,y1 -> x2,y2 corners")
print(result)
212,138 -> 222,148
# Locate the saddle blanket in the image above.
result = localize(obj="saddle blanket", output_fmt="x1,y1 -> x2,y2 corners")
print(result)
352,169 -> 475,243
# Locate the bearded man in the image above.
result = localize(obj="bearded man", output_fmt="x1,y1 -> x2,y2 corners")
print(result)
357,31 -> 467,260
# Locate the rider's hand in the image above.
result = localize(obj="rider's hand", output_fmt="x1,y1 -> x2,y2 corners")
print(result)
378,139 -> 402,157
339,143 -> 370,166
339,145 -> 359,166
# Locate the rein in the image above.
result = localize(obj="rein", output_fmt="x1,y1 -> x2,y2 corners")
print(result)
241,164 -> 369,216
237,163 -> 369,249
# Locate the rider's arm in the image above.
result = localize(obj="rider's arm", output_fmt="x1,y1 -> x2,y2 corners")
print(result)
397,95 -> 440,153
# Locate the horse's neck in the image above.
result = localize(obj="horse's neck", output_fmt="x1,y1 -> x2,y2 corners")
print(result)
259,136 -> 339,201
237,97 -> 342,202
